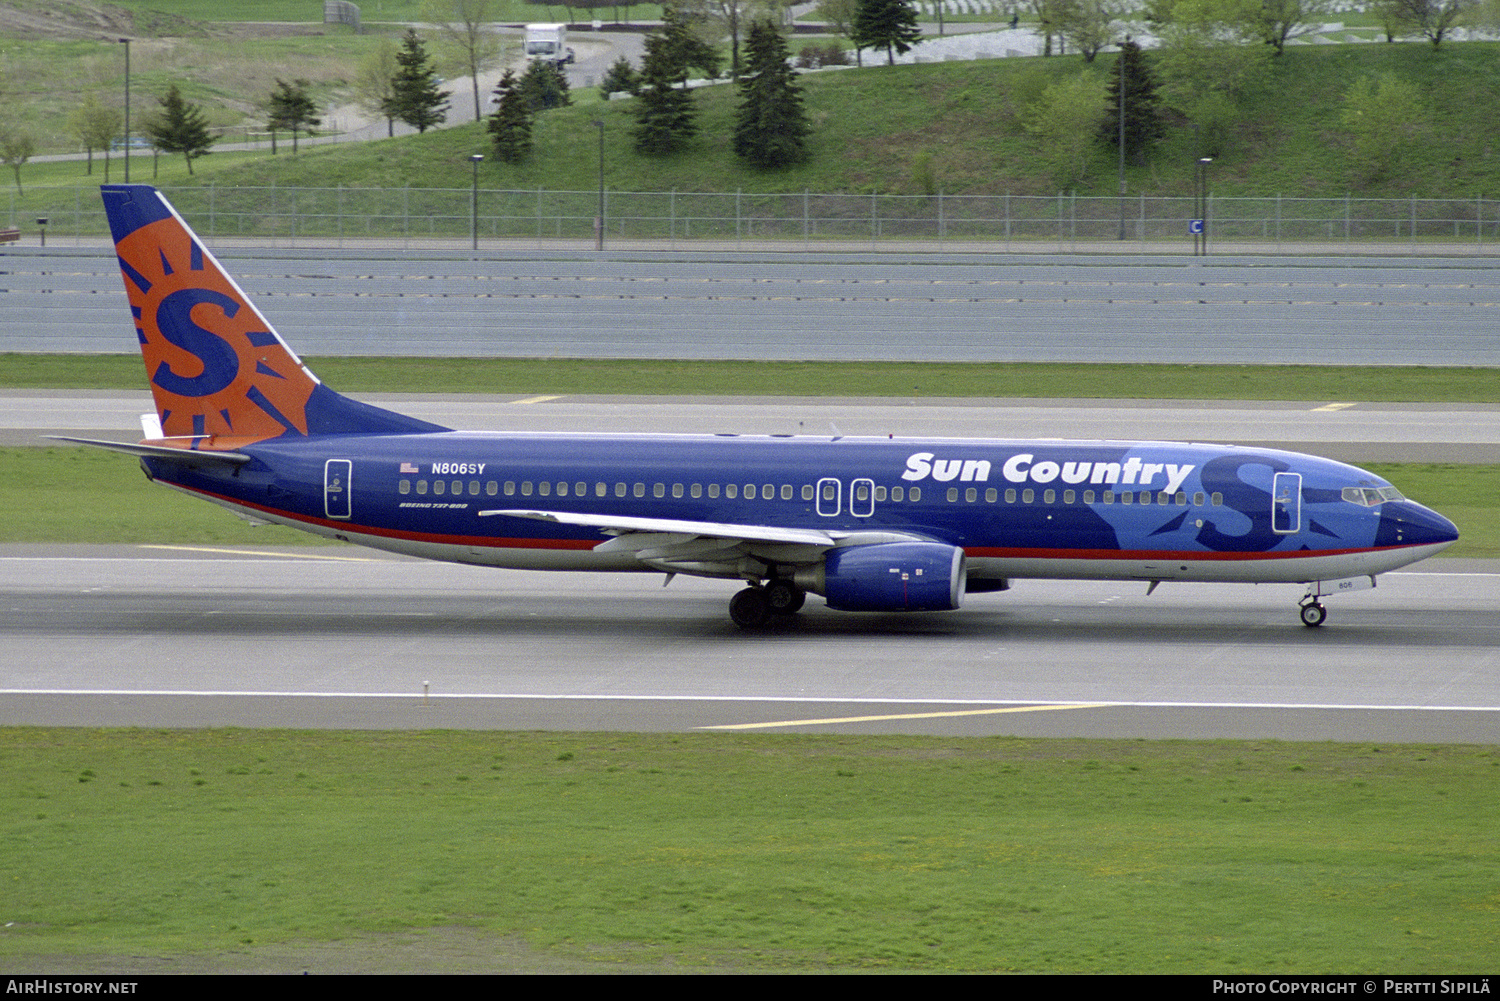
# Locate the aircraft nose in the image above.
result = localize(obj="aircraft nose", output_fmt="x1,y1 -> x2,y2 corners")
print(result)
1378,501 -> 1460,551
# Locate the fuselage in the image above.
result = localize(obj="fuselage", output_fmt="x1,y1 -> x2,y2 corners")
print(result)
144,431 -> 1459,587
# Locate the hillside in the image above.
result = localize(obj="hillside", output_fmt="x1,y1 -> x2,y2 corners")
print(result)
3,1 -> 1498,200
181,41 -> 1500,200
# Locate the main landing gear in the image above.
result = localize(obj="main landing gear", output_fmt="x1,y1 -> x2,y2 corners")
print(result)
729,580 -> 806,628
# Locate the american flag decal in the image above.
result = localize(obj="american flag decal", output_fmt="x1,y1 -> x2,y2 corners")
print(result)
400,462 -> 419,474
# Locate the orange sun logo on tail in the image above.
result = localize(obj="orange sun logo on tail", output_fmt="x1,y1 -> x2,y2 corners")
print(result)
111,196 -> 318,445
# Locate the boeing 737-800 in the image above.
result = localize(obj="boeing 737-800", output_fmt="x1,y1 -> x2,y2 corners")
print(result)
59,185 -> 1459,629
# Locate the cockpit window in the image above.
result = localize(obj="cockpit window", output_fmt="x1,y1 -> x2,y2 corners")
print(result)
1343,486 -> 1405,506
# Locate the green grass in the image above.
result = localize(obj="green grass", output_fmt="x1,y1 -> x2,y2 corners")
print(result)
158,41 -> 1500,199
1,728 -> 1495,971
7,35 -> 1500,200
5,353 -> 1500,403
0,446 -> 340,546
1364,463 -> 1500,557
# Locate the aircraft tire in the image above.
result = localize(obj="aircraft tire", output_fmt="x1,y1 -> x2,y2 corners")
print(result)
1300,602 -> 1327,627
764,580 -> 806,615
730,587 -> 771,628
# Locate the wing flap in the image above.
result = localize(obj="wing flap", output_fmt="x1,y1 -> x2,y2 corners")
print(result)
479,509 -> 939,577
480,509 -> 839,547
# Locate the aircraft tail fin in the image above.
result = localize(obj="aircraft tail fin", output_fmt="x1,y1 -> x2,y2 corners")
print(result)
100,184 -> 447,446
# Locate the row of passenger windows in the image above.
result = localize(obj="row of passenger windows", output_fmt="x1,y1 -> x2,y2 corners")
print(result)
397,477 -> 1227,509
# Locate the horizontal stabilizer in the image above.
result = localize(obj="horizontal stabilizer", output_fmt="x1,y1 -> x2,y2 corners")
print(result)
47,435 -> 252,467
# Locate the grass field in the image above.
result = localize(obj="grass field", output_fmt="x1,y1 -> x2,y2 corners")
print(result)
6,353 -> 1500,402
7,30 -> 1500,201
2,728 -> 1496,972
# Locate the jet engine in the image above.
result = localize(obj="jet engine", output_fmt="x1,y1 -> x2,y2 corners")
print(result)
794,542 -> 966,612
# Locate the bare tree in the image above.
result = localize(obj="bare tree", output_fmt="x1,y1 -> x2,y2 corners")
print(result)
1256,0 -> 1338,54
352,39 -> 401,137
1054,0 -> 1126,62
679,0 -> 786,80
1388,0 -> 1470,46
69,95 -> 123,179
424,0 -> 503,123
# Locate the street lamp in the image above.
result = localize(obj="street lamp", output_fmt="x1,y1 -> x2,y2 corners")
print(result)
469,154 -> 483,251
1191,157 -> 1214,256
593,119 -> 604,252
119,37 -> 130,183
1117,36 -> 1129,241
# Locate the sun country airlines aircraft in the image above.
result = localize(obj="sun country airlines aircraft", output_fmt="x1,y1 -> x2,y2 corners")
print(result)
63,184 -> 1459,629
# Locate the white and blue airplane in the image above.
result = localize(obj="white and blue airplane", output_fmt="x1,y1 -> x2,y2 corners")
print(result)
62,184 -> 1459,628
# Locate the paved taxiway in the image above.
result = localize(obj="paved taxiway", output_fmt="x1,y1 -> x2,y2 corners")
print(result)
3,546 -> 1496,741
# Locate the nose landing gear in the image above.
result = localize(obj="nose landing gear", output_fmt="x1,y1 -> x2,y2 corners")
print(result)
1298,600 -> 1327,628
1297,574 -> 1377,627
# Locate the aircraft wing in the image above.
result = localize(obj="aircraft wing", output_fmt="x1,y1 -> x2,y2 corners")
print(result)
481,508 -> 930,575
482,508 -> 837,546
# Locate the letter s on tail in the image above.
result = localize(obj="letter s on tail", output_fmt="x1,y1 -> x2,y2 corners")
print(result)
102,184 -> 324,445
101,184 -> 445,447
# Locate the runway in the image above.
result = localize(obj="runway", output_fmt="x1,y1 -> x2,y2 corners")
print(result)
4,250 -> 1498,365
3,545 -> 1496,741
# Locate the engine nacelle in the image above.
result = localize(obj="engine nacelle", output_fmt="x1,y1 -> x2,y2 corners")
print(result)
795,542 -> 966,612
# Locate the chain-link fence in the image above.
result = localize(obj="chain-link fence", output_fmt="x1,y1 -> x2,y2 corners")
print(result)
7,185 -> 1498,254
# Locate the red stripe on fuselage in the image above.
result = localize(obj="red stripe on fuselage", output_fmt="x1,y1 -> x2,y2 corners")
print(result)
962,545 -> 1408,561
178,484 -> 1426,561
177,484 -> 599,551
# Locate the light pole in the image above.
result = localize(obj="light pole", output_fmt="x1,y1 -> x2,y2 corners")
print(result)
119,37 -> 130,183
469,154 -> 483,251
1117,37 -> 1129,241
1194,156 -> 1213,256
593,119 -> 605,251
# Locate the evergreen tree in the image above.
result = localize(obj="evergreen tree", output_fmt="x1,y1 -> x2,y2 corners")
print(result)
267,78 -> 320,154
853,0 -> 922,66
733,20 -> 811,170
632,33 -> 698,155
518,58 -> 572,112
1101,39 -> 1164,167
486,69 -> 533,164
657,5 -> 723,84
142,84 -> 215,175
384,29 -> 450,133
599,56 -> 641,99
